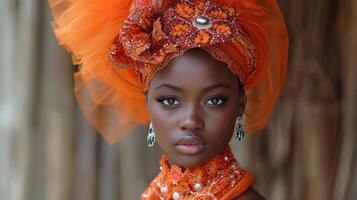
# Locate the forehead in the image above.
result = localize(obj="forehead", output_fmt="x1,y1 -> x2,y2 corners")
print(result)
150,48 -> 239,89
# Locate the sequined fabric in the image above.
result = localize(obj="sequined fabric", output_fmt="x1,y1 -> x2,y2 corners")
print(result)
163,0 -> 242,47
109,0 -> 256,90
141,147 -> 253,200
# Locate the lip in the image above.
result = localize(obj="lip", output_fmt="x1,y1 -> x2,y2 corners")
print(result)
175,135 -> 207,155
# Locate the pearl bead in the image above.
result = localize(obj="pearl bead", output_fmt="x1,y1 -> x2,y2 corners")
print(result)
194,183 -> 202,190
231,181 -> 236,187
224,156 -> 228,161
160,185 -> 168,193
172,192 -> 180,200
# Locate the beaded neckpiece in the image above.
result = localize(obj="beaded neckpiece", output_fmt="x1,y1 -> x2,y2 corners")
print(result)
141,147 -> 252,200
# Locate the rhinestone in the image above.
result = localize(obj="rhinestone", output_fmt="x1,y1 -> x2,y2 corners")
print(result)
224,156 -> 228,161
193,15 -> 212,29
196,16 -> 209,25
160,185 -> 168,193
194,183 -> 202,190
172,192 -> 180,200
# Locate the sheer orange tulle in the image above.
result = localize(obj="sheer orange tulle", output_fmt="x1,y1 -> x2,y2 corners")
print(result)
49,0 -> 288,144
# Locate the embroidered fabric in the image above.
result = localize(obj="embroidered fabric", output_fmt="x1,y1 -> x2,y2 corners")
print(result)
111,0 -> 257,88
141,147 -> 253,200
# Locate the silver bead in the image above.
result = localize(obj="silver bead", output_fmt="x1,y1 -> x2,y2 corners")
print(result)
172,192 -> 180,200
160,185 -> 168,193
196,16 -> 209,25
194,183 -> 202,190
193,15 -> 212,29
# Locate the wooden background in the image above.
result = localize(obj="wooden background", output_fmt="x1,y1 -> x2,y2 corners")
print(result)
0,0 -> 356,199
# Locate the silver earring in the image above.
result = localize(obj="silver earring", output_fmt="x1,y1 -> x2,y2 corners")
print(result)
147,122 -> 156,147
234,116 -> 244,142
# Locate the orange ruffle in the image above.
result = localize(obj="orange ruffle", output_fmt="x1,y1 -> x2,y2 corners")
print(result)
49,0 -> 288,144
49,0 -> 149,143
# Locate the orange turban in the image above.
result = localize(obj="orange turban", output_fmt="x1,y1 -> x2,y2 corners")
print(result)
49,0 -> 289,144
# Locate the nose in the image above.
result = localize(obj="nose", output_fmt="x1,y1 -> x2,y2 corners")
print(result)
179,104 -> 204,132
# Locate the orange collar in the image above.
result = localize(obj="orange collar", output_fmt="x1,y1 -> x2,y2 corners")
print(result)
141,147 -> 253,199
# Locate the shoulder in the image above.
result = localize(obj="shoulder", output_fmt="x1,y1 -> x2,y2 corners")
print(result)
233,187 -> 265,200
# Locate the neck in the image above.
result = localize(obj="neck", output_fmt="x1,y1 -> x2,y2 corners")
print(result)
142,145 -> 249,199
166,147 -> 232,171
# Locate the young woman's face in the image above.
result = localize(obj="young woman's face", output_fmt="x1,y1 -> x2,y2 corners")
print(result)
147,48 -> 245,168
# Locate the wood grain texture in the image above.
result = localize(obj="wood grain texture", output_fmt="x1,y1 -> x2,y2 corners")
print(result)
0,0 -> 355,200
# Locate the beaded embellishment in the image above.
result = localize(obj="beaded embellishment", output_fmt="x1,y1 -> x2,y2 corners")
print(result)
141,147 -> 248,199
109,0 -> 256,89
162,0 -> 243,47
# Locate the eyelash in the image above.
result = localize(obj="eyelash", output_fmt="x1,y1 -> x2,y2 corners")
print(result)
205,95 -> 227,105
156,95 -> 180,106
155,95 -> 227,107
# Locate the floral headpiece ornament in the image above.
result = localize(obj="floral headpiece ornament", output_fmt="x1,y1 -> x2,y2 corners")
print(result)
110,0 -> 256,90
49,0 -> 289,144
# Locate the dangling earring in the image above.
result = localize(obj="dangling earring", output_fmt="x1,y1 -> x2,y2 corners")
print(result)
147,122 -> 156,147
234,116 -> 244,142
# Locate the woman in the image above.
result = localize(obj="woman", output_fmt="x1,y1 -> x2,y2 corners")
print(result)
49,0 -> 288,199
143,48 -> 263,199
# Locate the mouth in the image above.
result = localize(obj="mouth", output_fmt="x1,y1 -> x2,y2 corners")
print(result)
174,135 -> 207,155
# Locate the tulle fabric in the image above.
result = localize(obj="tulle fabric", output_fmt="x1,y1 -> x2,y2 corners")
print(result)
49,0 -> 288,144
50,0 -> 149,143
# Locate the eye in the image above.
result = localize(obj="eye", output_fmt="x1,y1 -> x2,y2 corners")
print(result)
156,96 -> 181,106
205,96 -> 227,105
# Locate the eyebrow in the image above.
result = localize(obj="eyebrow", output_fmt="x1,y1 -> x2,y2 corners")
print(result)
155,83 -> 182,92
155,83 -> 232,92
202,83 -> 232,92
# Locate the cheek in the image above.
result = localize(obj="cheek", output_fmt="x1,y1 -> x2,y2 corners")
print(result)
148,103 -> 176,141
206,106 -> 238,140
150,104 -> 166,128
209,112 -> 235,134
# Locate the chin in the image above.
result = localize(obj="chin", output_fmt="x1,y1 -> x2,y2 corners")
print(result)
173,153 -> 211,168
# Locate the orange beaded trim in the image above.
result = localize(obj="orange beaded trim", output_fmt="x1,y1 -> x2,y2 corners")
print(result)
141,147 -> 249,200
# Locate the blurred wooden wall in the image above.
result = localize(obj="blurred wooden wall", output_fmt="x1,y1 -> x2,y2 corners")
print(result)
0,0 -> 355,200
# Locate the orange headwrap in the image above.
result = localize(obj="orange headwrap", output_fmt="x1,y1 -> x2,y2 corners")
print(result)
49,0 -> 289,144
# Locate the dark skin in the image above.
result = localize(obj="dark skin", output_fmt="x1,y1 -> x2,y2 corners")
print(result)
146,48 -> 264,200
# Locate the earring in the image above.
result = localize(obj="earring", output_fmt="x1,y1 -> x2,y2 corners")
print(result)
234,116 -> 244,142
147,122 -> 156,147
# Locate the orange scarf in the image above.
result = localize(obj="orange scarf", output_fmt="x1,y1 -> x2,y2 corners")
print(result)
141,147 -> 253,199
